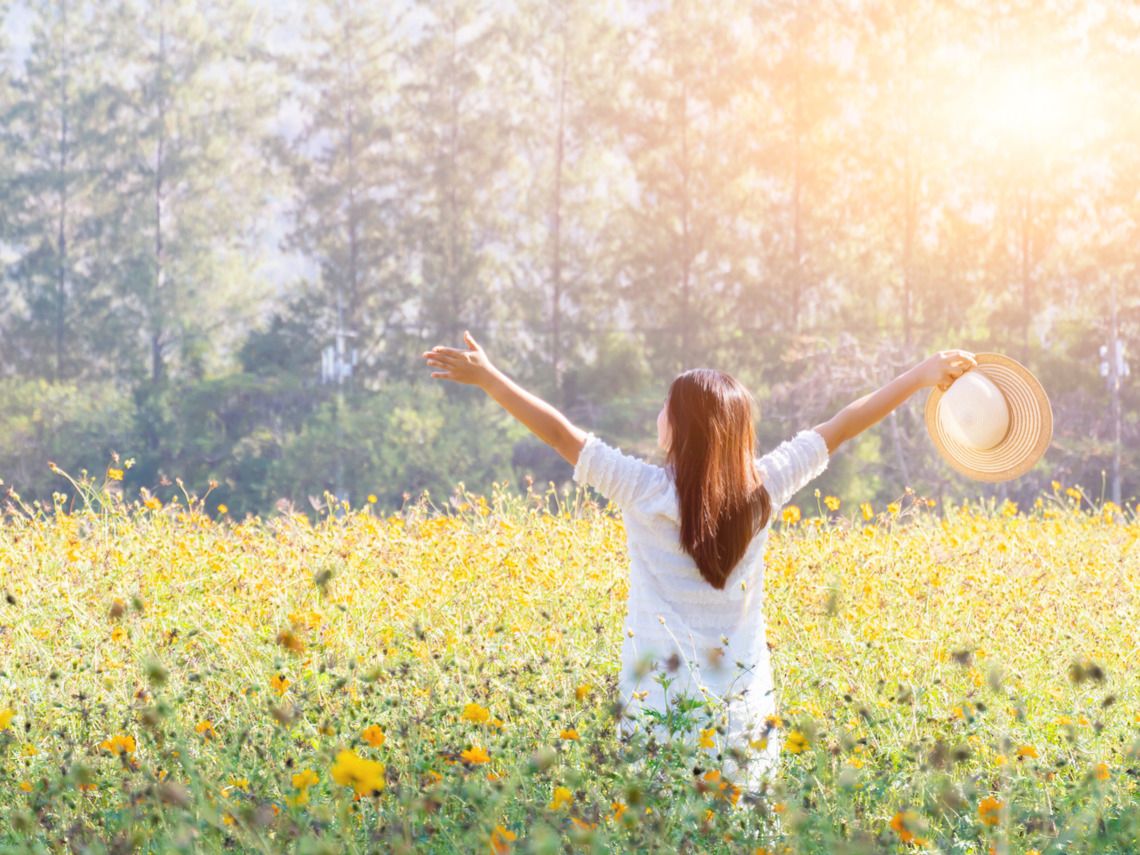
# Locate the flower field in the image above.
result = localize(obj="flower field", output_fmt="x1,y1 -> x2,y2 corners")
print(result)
0,478 -> 1138,854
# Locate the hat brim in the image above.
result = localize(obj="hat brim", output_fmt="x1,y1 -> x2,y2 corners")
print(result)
924,352 -> 1052,482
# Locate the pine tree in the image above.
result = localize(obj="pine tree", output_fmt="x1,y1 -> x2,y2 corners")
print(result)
0,0 -> 128,381
275,0 -> 411,382
108,0 -> 278,384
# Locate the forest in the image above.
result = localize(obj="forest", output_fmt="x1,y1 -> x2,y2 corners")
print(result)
0,0 -> 1137,516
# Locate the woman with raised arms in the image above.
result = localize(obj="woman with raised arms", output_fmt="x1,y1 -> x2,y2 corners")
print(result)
424,332 -> 975,794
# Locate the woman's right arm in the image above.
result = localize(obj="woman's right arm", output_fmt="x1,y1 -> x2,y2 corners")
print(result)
423,331 -> 588,465
812,349 -> 977,454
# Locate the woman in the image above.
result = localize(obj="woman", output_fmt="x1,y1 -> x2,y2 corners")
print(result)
423,332 -> 976,793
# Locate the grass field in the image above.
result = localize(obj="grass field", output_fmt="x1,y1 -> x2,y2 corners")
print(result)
1,474 -> 1138,853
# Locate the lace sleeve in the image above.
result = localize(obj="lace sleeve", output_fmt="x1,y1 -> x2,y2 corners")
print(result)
756,428 -> 830,509
573,433 -> 663,511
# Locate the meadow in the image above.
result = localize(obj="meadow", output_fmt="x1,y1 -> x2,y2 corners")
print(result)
0,471 -> 1138,854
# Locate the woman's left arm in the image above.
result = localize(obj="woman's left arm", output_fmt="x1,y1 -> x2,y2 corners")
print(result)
813,349 -> 977,454
423,332 -> 588,465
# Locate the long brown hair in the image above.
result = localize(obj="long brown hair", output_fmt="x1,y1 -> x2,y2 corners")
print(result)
665,369 -> 772,589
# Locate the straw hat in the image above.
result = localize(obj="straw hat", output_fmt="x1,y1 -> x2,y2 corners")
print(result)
924,352 -> 1052,482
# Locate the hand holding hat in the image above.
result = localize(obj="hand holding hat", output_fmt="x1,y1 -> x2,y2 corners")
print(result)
924,352 -> 1053,482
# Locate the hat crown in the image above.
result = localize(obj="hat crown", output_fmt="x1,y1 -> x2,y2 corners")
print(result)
938,371 -> 1010,450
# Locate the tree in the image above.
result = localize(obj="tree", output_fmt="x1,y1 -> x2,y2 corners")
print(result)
108,0 -> 278,385
0,0 -> 130,381
275,0 -> 413,382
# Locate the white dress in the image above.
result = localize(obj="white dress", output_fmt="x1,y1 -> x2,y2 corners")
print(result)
572,428 -> 830,792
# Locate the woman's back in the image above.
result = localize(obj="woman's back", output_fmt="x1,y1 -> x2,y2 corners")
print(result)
573,427 -> 830,791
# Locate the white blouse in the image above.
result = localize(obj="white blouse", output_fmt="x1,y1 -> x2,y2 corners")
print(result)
573,428 -> 830,791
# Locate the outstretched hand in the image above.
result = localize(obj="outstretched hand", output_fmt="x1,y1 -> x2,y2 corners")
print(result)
422,331 -> 498,387
917,349 -> 978,392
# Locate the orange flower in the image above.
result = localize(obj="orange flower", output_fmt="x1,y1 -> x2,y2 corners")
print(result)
460,745 -> 490,765
558,728 -> 579,741
361,725 -> 386,748
490,824 -> 517,854
270,674 -> 290,695
890,810 -> 928,845
978,796 -> 1002,827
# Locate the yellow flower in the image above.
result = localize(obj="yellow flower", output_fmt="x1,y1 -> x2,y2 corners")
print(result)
285,789 -> 310,807
111,626 -> 126,643
824,495 -> 840,512
860,502 -> 874,521
781,505 -> 801,525
107,468 -> 124,481
18,781 -> 32,792
611,801 -> 627,822
292,769 -> 319,789
887,502 -> 901,516
100,733 -> 136,756
977,795 -> 1002,826
461,703 -> 490,724
698,728 -> 717,749
217,504 -> 229,515
1094,762 -> 1110,781
195,720 -> 215,737
0,708 -> 15,731
361,725 -> 386,748
783,730 -> 808,754
330,748 -> 385,797
270,674 -> 290,695
1016,744 -> 1038,759
460,745 -> 490,765
227,777 -> 250,793
575,684 -> 592,701
547,785 -> 573,811
559,728 -> 579,741
367,494 -> 378,504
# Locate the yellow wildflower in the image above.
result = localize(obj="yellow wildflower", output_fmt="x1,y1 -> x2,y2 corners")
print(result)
461,703 -> 491,724
100,734 -> 136,756
824,495 -> 840,512
781,505 -> 801,525
330,748 -> 385,797
559,728 -> 579,741
292,769 -> 319,789
0,709 -> 14,731
547,785 -> 573,811
698,728 -> 716,749
460,745 -> 491,765
270,674 -> 290,695
860,502 -> 873,521
783,730 -> 808,754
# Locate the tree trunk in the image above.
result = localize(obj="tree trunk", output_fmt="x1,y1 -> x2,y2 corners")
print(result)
550,25 -> 567,405
54,0 -> 70,383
